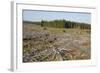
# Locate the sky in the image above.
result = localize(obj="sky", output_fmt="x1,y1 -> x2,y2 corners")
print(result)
23,10 -> 91,24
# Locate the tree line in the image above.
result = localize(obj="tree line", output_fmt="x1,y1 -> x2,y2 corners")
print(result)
40,20 -> 91,29
23,19 -> 91,29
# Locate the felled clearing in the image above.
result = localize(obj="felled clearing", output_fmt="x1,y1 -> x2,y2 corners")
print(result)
23,24 -> 91,62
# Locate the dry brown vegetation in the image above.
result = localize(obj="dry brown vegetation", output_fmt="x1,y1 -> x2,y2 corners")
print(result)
23,23 -> 91,62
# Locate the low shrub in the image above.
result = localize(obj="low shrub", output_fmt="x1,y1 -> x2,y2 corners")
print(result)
63,30 -> 66,33
43,27 -> 47,30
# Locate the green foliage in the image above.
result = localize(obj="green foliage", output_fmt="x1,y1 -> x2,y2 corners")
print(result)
63,30 -> 66,33
40,20 -> 90,30
23,19 -> 90,30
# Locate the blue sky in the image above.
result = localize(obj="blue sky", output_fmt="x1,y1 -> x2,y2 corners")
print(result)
23,10 -> 91,24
